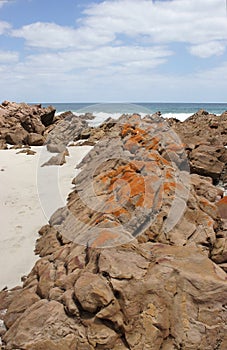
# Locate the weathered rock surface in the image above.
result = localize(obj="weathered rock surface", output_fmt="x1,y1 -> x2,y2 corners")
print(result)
41,150 -> 69,167
45,111 -> 88,153
170,109 -> 227,182
1,112 -> 227,350
0,101 -> 56,146
1,242 -> 227,350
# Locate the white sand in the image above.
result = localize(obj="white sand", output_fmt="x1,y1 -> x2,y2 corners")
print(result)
0,145 -> 92,290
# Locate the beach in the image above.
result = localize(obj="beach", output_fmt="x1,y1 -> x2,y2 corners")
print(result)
0,145 -> 92,290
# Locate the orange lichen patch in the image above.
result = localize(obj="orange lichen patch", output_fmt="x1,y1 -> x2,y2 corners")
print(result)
163,181 -> 186,195
216,196 -> 227,219
148,152 -> 170,166
113,207 -> 128,217
99,175 -> 111,184
164,168 -> 175,180
146,136 -> 161,150
129,176 -> 145,196
121,124 -> 146,138
207,218 -> 214,227
135,194 -> 145,207
91,230 -> 119,248
163,182 -> 177,193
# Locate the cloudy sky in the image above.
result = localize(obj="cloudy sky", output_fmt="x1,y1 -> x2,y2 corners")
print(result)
0,0 -> 227,102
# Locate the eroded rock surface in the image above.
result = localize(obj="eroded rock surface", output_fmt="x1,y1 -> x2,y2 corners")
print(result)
169,109 -> 227,182
1,112 -> 227,350
0,101 -> 56,147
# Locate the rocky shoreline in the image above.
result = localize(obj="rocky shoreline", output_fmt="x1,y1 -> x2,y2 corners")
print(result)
0,102 -> 227,349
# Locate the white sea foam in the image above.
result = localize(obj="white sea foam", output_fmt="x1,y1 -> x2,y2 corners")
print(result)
162,113 -> 193,122
56,109 -> 223,127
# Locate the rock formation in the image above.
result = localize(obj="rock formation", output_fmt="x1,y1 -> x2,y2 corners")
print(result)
1,112 -> 227,350
0,101 -> 56,148
169,109 -> 227,183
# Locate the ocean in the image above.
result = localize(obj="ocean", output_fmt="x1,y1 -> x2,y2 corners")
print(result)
42,102 -> 227,126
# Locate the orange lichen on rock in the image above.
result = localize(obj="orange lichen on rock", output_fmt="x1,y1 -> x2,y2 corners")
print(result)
163,182 -> 177,193
148,152 -> 170,166
91,230 -> 119,248
164,168 -> 175,180
146,136 -> 161,150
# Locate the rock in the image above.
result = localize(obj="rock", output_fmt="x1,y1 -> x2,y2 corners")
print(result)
26,133 -> 44,146
35,225 -> 61,257
190,146 -> 225,180
0,140 -> 7,149
40,106 -> 56,126
5,128 -> 28,145
2,113 -> 227,349
3,300 -> 87,350
41,150 -> 68,167
0,101 -> 56,147
216,197 -> 227,219
79,112 -> 95,120
16,149 -> 36,155
35,259 -> 56,299
2,244 -> 227,350
74,272 -> 115,313
3,288 -> 40,328
170,110 -> 227,181
211,234 -> 227,264
79,128 -> 92,139
45,112 -> 88,152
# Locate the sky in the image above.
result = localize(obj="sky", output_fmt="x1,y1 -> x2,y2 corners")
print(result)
0,0 -> 227,102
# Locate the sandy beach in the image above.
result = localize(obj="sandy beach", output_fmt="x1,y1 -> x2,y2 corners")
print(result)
0,145 -> 92,290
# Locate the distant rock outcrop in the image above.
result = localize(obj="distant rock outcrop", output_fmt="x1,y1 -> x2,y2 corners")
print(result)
169,109 -> 227,183
0,101 -> 56,148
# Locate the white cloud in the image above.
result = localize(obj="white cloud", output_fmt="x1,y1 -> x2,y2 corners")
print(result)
0,20 -> 11,35
11,45 -> 172,77
2,0 -> 227,102
188,41 -> 226,58
0,50 -> 19,63
10,0 -> 227,54
11,21 -> 115,50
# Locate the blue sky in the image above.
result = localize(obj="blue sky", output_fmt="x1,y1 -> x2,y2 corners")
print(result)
0,0 -> 227,102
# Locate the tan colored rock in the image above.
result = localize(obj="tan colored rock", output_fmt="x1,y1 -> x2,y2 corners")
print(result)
61,289 -> 79,316
5,128 -> 28,145
3,300 -> 87,350
190,150 -> 224,180
35,225 -> 61,257
2,113 -> 227,350
74,272 -> 114,313
35,259 -> 56,299
0,101 -> 56,147
41,150 -> 67,167
26,133 -> 44,146
4,288 -> 40,328
0,140 -> 7,149
211,234 -> 227,264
